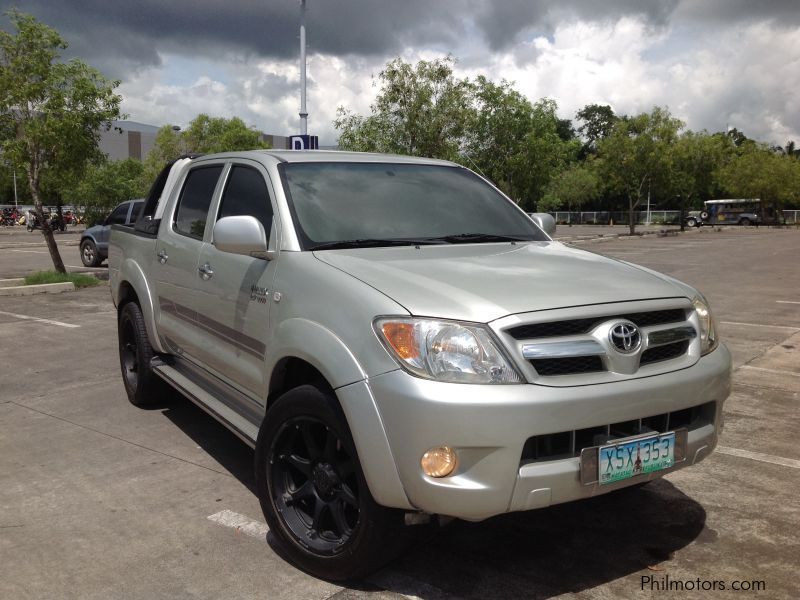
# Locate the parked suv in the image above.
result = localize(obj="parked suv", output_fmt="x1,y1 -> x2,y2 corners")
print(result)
80,199 -> 143,266
109,151 -> 731,580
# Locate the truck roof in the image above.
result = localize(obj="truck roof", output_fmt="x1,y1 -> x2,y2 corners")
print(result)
196,149 -> 459,167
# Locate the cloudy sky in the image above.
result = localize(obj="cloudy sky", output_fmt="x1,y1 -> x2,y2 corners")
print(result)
4,0 -> 800,146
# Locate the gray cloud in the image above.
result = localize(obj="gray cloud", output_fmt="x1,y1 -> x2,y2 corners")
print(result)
2,1 -> 798,144
6,0 -> 798,79
0,0 -> 720,79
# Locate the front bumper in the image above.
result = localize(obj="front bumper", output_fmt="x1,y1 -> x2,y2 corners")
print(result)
366,343 -> 731,521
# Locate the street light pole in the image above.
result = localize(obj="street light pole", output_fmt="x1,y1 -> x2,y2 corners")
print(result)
299,0 -> 308,135
13,168 -> 18,208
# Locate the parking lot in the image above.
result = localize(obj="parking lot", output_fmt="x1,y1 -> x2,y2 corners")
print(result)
1,226 -> 798,599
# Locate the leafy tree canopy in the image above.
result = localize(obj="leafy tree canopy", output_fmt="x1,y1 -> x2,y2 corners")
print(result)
595,106 -> 684,233
0,10 -> 122,271
335,56 -> 474,161
63,158 -> 145,226
142,113 -> 269,186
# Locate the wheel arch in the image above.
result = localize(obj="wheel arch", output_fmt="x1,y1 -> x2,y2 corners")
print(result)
115,259 -> 166,353
265,323 -> 412,510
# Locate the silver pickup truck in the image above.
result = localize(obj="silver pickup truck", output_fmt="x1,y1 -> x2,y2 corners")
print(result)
109,150 -> 731,580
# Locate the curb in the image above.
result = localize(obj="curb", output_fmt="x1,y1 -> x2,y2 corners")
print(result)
0,281 -> 75,296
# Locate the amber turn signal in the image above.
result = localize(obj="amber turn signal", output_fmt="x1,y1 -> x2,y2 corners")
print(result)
381,322 -> 419,360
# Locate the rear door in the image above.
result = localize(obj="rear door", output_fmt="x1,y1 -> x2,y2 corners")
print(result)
154,163 -> 225,358
192,161 -> 279,401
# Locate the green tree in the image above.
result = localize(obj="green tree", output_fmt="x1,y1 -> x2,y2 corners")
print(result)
576,104 -> 618,155
141,114 -> 269,187
466,79 -> 577,209
0,11 -> 121,272
540,163 -> 600,215
63,158 -> 145,226
669,131 -> 736,210
334,56 -> 475,161
716,144 -> 800,217
595,107 -> 684,234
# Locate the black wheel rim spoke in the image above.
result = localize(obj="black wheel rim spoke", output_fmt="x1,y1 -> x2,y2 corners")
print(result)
300,422 -> 320,460
329,499 -> 352,537
339,483 -> 358,508
283,453 -> 312,477
285,480 -> 315,505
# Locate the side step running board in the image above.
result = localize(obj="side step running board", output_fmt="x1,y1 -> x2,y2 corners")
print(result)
152,361 -> 259,448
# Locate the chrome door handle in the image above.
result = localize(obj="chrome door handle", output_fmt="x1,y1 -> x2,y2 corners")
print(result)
157,250 -> 168,264
198,263 -> 214,280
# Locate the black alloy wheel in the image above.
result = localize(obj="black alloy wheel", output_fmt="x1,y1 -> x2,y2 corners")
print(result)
271,416 -> 360,555
118,302 -> 165,407
255,385 -> 409,581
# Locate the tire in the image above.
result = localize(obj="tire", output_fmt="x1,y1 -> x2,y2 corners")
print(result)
700,211 -> 709,220
118,302 -> 166,407
686,218 -> 697,228
739,217 -> 751,226
80,239 -> 102,267
255,385 -> 408,581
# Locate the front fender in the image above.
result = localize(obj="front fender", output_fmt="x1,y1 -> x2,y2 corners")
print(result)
268,318 -> 367,389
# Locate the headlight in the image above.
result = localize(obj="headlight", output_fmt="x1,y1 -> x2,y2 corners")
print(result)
375,317 -> 523,384
692,295 -> 719,355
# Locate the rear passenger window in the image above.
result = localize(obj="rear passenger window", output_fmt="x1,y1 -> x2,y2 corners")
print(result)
218,166 -> 273,238
174,166 -> 223,239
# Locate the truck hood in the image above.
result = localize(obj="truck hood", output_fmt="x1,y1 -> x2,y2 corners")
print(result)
314,241 -> 687,323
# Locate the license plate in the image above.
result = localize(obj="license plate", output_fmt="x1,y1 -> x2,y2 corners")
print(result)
598,432 -> 676,485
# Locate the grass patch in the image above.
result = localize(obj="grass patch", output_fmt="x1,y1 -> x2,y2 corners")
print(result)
24,270 -> 100,288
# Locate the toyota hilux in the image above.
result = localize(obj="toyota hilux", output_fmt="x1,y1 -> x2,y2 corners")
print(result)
109,150 -> 731,580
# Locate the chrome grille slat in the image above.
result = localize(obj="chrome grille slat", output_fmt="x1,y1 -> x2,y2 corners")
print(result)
507,308 -> 686,340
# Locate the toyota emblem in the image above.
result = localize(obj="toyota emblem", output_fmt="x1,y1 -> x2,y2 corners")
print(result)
609,322 -> 642,353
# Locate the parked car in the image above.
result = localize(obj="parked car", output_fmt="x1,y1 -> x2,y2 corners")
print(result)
109,151 -> 731,580
80,199 -> 143,267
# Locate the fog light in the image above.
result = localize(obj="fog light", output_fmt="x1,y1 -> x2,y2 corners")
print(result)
421,446 -> 457,478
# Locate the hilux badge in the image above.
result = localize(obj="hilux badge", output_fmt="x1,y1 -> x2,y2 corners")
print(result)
609,322 -> 641,353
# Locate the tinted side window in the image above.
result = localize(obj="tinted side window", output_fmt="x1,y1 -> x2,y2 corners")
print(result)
107,203 -> 129,225
174,166 -> 223,239
218,166 -> 273,237
126,201 -> 144,225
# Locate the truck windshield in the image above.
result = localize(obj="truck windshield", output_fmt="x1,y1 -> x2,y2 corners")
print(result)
279,162 -> 548,249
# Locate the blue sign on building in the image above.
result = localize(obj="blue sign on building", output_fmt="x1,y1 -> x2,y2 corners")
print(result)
290,135 -> 319,150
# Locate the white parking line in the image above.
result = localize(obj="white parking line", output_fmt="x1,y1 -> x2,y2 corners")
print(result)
207,509 -> 450,599
776,300 -> 800,305
207,509 -> 268,539
7,249 -> 47,253
716,446 -> 800,470
0,310 -> 80,328
720,321 -> 800,330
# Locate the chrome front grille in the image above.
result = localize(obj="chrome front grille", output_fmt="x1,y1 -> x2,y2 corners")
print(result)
507,308 -> 686,340
493,299 -> 701,385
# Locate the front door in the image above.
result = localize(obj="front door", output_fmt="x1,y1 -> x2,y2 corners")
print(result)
192,162 -> 278,401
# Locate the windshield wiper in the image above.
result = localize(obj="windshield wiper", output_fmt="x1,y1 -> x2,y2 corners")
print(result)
309,238 -> 449,251
429,233 -> 532,244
